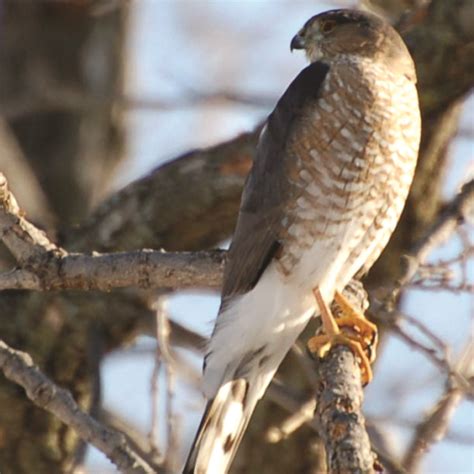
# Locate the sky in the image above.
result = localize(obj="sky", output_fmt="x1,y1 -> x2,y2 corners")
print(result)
86,1 -> 473,472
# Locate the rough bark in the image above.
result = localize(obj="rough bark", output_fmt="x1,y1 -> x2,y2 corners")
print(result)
315,348 -> 376,474
67,130 -> 256,253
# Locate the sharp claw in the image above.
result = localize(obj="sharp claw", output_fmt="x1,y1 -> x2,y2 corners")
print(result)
308,288 -> 378,385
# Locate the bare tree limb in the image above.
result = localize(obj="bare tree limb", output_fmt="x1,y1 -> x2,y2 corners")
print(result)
0,340 -> 161,474
314,346 -> 378,473
0,172 -> 62,264
0,171 -> 225,291
68,130 -> 257,254
395,178 -> 474,292
266,398 -> 317,444
0,249 -> 225,291
154,300 -> 181,472
306,281 -> 378,472
402,337 -> 474,472
403,386 -> 464,473
100,408 -> 163,469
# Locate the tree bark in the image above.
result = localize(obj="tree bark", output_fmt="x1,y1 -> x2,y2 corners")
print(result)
315,348 -> 376,474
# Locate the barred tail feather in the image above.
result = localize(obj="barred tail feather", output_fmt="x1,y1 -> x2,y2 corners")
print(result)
182,378 -> 259,474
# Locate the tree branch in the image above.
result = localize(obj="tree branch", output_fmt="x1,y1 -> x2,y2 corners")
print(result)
309,279 -> 378,472
0,340 -> 160,474
0,171 -> 225,291
0,249 -> 225,291
314,346 -> 377,473
0,172 -> 62,264
402,338 -> 474,472
68,130 -> 257,253
396,178 -> 474,290
402,386 -> 464,473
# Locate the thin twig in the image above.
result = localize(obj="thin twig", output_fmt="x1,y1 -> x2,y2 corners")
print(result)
155,300 -> 180,472
392,179 -> 474,299
149,316 -> 164,463
386,316 -> 450,372
265,397 -> 317,443
402,386 -> 464,472
291,342 -> 320,391
100,408 -> 163,467
373,305 -> 471,392
402,337 -> 474,472
369,415 -> 474,446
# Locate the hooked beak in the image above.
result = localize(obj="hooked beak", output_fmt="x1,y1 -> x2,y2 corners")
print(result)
290,33 -> 305,52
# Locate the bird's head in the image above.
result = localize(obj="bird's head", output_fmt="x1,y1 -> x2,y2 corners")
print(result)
291,9 -> 414,77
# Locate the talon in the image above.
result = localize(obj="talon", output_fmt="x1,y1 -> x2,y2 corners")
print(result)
307,288 -> 378,385
334,290 -> 378,363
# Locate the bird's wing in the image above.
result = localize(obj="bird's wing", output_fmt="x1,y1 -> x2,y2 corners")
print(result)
183,62 -> 331,474
221,61 -> 330,300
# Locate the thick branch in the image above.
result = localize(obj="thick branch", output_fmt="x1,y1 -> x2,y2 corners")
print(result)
315,347 -> 376,473
0,340 -> 159,474
311,280 -> 377,473
0,171 -> 226,291
69,131 -> 257,253
0,249 -> 225,291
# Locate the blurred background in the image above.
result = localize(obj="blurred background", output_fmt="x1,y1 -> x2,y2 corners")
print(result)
0,1 -> 472,473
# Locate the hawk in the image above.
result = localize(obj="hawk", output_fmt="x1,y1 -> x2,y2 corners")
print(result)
184,8 -> 420,474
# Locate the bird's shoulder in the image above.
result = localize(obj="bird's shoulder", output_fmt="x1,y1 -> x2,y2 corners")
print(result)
242,60 -> 330,213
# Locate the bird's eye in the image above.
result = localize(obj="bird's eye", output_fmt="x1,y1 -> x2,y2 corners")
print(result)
321,20 -> 336,33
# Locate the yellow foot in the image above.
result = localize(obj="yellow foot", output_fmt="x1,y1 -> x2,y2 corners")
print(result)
307,288 -> 378,386
334,291 -> 378,364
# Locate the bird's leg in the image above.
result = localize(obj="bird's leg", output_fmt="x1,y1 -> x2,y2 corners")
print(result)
307,288 -> 377,385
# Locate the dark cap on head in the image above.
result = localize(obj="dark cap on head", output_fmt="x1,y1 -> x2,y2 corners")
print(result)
291,9 -> 415,80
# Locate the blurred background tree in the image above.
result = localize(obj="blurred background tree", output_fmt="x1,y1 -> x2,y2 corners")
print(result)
0,1 -> 472,473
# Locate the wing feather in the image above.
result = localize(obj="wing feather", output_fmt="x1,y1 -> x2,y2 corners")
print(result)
222,61 -> 330,299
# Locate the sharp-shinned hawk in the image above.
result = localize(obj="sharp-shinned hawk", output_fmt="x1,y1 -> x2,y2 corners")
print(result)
184,8 -> 421,474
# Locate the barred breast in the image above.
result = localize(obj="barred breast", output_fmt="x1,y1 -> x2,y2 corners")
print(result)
276,56 -> 421,296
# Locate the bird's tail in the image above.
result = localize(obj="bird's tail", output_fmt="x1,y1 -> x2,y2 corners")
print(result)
182,377 -> 261,474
